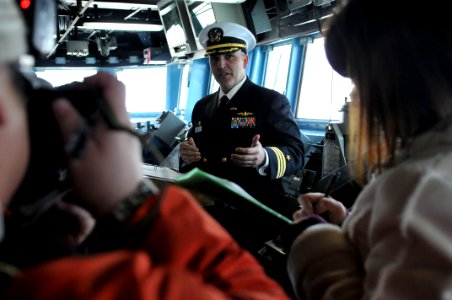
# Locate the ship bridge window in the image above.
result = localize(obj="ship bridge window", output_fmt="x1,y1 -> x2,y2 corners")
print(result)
117,67 -> 167,114
35,67 -> 168,116
263,43 -> 292,95
209,73 -> 220,94
178,63 -> 190,116
35,69 -> 97,88
296,37 -> 353,121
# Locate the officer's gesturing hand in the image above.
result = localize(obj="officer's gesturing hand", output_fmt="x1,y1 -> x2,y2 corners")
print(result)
180,137 -> 202,165
231,134 -> 265,168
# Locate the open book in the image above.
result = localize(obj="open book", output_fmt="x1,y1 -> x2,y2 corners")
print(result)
174,168 -> 293,228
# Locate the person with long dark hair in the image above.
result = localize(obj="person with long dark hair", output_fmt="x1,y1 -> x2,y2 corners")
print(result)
287,0 -> 452,299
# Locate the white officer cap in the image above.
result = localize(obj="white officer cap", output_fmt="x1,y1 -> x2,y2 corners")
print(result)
198,22 -> 256,56
0,0 -> 27,64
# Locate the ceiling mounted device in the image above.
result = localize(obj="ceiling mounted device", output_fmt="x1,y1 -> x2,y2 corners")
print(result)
79,22 -> 163,31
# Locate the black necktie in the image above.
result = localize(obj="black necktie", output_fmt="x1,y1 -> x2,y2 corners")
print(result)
218,95 -> 229,112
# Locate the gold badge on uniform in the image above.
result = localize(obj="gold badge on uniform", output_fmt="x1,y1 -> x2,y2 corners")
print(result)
231,111 -> 256,128
237,111 -> 253,116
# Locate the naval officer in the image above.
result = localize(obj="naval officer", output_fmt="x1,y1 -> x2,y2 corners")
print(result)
179,22 -> 304,216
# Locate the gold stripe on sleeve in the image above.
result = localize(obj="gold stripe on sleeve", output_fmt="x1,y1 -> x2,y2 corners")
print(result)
269,147 -> 287,179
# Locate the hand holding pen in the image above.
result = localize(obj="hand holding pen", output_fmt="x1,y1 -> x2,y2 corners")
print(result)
293,172 -> 348,225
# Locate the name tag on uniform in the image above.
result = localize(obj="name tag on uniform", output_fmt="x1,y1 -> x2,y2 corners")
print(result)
195,126 -> 202,133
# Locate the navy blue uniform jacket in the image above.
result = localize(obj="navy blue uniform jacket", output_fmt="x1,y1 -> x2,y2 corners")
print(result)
180,78 -> 304,214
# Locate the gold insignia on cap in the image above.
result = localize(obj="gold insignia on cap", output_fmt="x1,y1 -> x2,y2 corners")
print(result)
200,22 -> 256,57
208,27 -> 223,43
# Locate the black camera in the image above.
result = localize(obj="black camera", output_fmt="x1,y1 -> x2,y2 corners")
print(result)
9,72 -> 103,214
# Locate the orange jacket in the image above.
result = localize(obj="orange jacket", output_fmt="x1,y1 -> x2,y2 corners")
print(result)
5,185 -> 290,299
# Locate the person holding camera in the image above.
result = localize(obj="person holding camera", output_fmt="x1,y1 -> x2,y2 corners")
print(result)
0,0 -> 290,299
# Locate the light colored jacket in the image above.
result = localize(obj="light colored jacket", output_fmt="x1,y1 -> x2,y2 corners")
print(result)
344,122 -> 452,300
288,122 -> 452,300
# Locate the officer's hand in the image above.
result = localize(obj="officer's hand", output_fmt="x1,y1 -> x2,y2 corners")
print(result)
52,72 -> 143,218
231,134 -> 265,168
179,137 -> 201,164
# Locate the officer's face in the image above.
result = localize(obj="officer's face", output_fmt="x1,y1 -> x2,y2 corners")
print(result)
209,50 -> 248,93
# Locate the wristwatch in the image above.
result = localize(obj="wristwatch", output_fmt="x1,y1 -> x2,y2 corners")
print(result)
111,178 -> 159,222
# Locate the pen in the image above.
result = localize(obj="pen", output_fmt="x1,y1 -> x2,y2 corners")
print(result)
313,172 -> 341,220
324,171 -> 341,197
298,171 -> 341,210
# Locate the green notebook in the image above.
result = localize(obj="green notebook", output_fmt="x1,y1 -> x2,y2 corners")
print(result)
174,168 -> 293,227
